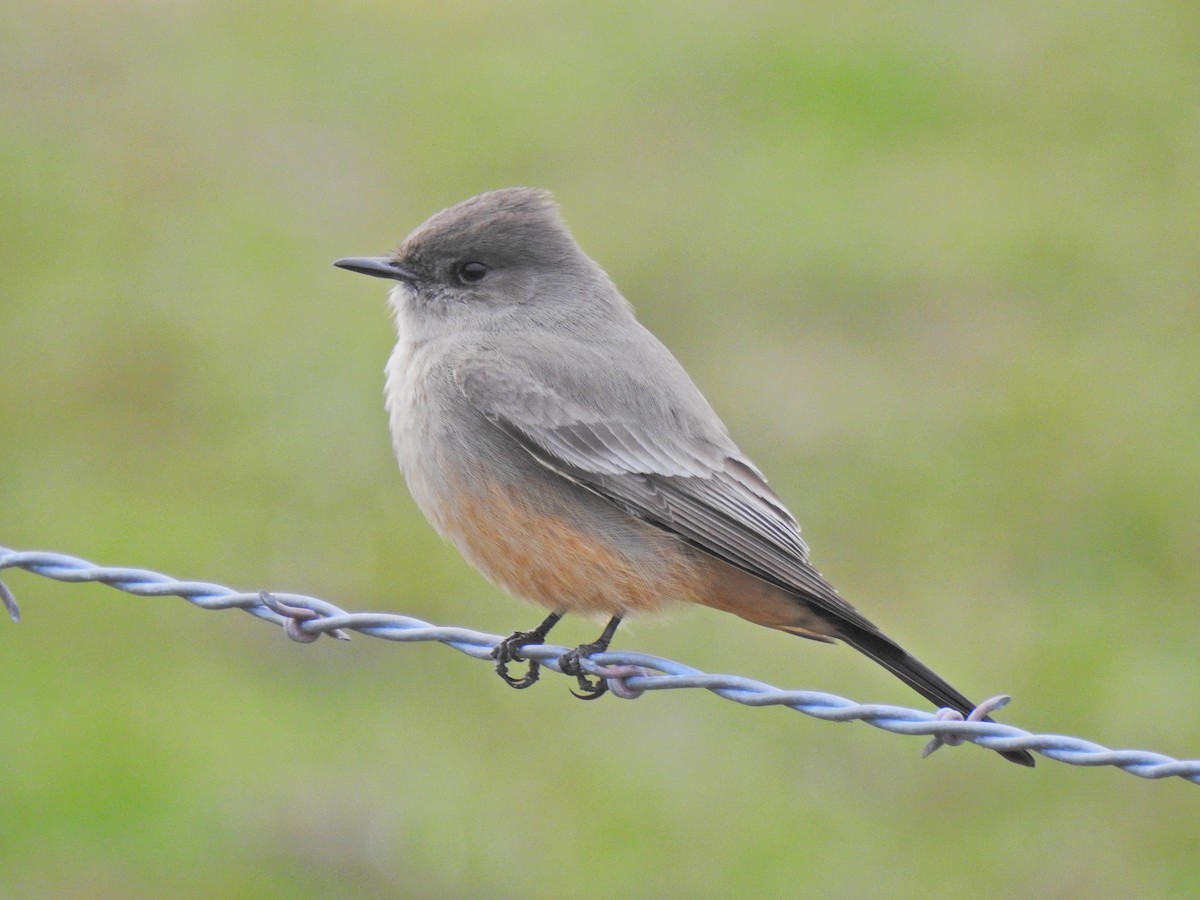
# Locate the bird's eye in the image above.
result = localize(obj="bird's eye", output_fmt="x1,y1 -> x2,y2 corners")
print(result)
455,261 -> 490,284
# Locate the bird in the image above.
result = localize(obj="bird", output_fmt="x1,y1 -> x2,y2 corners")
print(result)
334,187 -> 1034,767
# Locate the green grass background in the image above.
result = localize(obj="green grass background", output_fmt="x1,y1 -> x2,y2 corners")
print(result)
2,2 -> 1199,897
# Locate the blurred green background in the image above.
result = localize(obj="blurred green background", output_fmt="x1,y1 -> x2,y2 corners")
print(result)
2,2 -> 1199,897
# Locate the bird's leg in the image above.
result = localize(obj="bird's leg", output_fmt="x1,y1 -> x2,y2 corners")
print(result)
559,615 -> 623,700
491,611 -> 564,689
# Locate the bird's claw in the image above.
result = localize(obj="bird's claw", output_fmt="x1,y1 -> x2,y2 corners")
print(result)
559,643 -> 609,699
491,629 -> 545,689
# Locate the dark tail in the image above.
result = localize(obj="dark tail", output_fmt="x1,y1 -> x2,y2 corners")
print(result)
838,625 -> 1035,768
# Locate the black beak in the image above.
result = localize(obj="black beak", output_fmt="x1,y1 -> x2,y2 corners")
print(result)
333,256 -> 417,282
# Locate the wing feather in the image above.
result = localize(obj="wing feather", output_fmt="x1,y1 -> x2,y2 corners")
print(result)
456,353 -> 878,633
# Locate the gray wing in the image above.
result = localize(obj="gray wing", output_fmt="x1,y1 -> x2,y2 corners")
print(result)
455,349 -> 880,634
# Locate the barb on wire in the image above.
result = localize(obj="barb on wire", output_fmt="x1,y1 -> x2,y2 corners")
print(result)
2,545 -> 1198,785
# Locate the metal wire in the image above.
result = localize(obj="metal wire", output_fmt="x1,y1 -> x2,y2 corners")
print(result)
2,545 -> 1197,784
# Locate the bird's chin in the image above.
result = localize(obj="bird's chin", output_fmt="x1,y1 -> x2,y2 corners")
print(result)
387,282 -> 417,307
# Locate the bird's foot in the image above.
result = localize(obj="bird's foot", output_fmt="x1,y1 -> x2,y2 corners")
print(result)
559,641 -> 610,700
491,629 -> 547,689
490,612 -> 564,689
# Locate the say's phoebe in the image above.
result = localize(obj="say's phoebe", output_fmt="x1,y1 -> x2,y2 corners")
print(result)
335,187 -> 1034,767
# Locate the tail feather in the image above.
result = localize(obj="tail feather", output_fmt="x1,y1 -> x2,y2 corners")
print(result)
837,625 -> 1035,768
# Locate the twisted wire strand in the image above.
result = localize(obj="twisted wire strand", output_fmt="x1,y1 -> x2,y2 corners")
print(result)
2,545 -> 1197,784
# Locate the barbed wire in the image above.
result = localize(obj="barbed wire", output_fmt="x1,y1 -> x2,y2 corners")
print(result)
2,545 -> 1197,784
